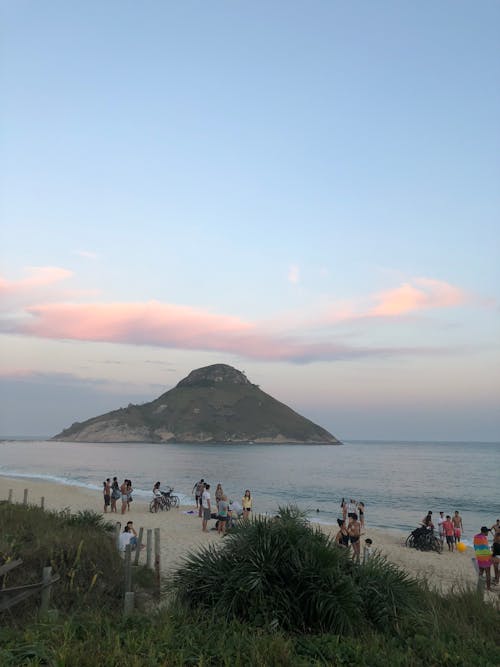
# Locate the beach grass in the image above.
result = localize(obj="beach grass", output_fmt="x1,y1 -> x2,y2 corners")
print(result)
0,503 -> 499,666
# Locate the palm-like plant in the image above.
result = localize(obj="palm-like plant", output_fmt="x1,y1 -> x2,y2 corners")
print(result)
171,506 -> 420,634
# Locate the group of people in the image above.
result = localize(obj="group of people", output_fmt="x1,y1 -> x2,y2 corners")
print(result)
102,477 -> 134,515
192,479 -> 252,534
420,510 -> 464,551
335,497 -> 369,562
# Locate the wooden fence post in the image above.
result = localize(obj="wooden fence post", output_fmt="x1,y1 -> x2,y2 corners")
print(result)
8,489 -> 12,503
23,489 -> 28,505
40,497 -> 45,510
124,544 -> 132,594
40,566 -> 52,614
154,528 -> 161,598
114,522 -> 121,549
146,529 -> 153,569
123,591 -> 135,616
133,527 -> 144,566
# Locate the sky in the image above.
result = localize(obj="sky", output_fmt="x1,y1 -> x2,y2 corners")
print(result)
1,1 -> 499,441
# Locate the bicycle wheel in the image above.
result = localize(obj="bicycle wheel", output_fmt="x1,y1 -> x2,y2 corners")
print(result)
170,495 -> 179,508
163,497 -> 171,511
405,534 -> 415,549
431,537 -> 443,554
149,499 -> 157,513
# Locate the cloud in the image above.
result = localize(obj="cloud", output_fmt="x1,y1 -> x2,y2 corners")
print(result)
74,250 -> 98,260
0,268 -> 476,364
0,267 -> 73,296
287,264 -> 300,284
368,278 -> 466,317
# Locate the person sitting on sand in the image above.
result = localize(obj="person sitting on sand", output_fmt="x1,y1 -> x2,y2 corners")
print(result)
242,489 -> 252,518
335,519 -> 349,547
474,526 -> 492,591
348,513 -> 361,562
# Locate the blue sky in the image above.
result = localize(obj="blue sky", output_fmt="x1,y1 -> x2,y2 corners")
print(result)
1,1 -> 499,440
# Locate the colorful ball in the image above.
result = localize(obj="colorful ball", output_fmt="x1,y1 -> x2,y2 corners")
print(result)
457,542 -> 467,552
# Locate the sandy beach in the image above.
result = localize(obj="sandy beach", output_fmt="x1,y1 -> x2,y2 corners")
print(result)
1,476 -> 498,600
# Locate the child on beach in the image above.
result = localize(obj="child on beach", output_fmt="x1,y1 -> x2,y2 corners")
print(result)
363,538 -> 373,562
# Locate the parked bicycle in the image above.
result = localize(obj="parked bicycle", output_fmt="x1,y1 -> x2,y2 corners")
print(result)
149,487 -> 179,512
405,526 -> 442,553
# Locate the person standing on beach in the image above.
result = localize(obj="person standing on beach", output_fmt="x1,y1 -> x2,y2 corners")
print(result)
348,513 -> 361,562
473,526 -> 492,591
437,511 -> 445,545
103,478 -> 111,513
201,483 -> 211,532
120,479 -> 128,515
421,511 -> 434,530
347,499 -> 357,519
442,515 -> 455,552
217,494 -> 229,535
357,501 -> 365,529
126,480 -> 133,512
110,477 -> 120,513
491,531 -> 500,585
242,489 -> 252,518
215,483 -> 224,504
194,479 -> 205,517
452,511 -> 463,543
335,519 -> 349,547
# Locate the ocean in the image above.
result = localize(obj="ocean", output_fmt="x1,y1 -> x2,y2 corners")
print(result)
1,439 -> 499,541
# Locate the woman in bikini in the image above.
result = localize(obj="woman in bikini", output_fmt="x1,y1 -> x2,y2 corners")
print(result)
335,519 -> 350,547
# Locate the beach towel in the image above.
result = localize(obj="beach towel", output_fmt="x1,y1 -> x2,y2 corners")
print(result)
473,533 -> 492,569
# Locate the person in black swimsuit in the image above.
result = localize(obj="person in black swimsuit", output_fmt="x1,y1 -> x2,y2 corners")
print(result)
335,519 -> 349,547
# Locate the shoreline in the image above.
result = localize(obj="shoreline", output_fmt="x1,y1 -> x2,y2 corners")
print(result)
1,475 -> 498,598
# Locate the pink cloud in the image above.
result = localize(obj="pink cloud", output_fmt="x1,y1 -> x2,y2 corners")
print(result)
0,267 -> 73,296
368,278 -> 466,317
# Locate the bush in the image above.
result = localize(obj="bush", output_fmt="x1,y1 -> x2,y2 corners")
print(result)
170,506 -> 421,635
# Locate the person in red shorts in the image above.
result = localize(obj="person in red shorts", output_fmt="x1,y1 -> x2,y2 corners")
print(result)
452,510 -> 463,543
442,515 -> 455,552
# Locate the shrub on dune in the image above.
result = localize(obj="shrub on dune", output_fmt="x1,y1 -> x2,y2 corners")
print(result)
170,506 -> 421,635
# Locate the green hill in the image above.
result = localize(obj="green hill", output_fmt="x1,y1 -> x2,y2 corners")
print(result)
52,363 -> 340,444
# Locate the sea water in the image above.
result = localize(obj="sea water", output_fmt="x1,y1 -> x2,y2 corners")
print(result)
0,439 -> 498,540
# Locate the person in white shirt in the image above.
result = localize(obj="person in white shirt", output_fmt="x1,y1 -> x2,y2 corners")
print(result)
437,511 -> 445,544
201,483 -> 211,532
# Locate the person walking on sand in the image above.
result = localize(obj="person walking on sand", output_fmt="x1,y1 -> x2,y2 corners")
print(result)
348,513 -> 361,562
452,510 -> 463,543
120,479 -> 128,515
110,477 -> 120,513
201,483 -> 211,532
103,478 -> 111,513
474,526 -> 492,591
242,489 -> 252,518
442,515 -> 455,552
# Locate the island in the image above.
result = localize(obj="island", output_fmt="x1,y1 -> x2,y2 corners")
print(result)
52,363 -> 341,444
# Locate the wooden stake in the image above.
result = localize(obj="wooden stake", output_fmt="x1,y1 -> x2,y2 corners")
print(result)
8,489 -> 12,503
40,566 -> 52,614
133,527 -> 144,566
146,529 -> 152,569
154,528 -> 160,597
40,497 -> 45,510
23,489 -> 28,505
123,591 -> 135,616
124,544 -> 132,593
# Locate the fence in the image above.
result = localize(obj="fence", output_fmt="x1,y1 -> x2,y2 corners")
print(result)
3,488 -> 162,616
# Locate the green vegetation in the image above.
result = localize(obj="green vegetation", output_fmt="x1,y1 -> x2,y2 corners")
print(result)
1,503 -> 499,666
52,363 -> 339,443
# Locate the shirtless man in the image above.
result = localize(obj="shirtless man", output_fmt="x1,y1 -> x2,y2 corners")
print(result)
348,513 -> 362,562
452,511 -> 463,543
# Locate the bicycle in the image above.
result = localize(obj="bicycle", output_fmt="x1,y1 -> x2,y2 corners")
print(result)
149,494 -> 171,512
406,527 -> 442,553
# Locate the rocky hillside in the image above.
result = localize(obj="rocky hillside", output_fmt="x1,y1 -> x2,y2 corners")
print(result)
52,364 -> 340,444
